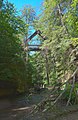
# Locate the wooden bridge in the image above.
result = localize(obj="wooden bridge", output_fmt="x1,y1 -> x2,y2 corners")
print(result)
24,30 -> 47,51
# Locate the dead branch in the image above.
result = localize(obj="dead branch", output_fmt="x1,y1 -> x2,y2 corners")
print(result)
28,68 -> 78,115
66,75 -> 75,106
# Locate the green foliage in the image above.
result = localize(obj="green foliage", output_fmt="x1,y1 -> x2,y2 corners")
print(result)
33,0 -> 78,91
0,1 -> 33,95
21,4 -> 36,38
63,83 -> 78,104
65,0 -> 78,37
30,53 -> 45,84
0,0 -> 78,103
21,4 -> 36,24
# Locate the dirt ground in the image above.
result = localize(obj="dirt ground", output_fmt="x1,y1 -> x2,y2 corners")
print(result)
0,92 -> 47,120
55,111 -> 78,120
0,92 -> 78,120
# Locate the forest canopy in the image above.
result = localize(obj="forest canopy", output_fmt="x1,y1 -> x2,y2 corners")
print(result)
0,0 -> 78,103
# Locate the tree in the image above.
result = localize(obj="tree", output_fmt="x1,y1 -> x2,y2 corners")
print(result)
0,1 -> 33,95
65,0 -> 78,38
33,0 -> 78,87
0,0 -> 3,9
30,0 -> 78,106
21,5 -> 36,37
21,5 -> 36,62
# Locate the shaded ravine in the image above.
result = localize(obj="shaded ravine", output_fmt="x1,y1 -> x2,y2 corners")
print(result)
0,93 -> 46,120
0,99 -> 34,120
1,94 -> 78,120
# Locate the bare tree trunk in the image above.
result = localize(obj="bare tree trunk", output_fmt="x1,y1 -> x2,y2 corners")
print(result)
58,4 -> 64,27
58,4 -> 69,34
66,67 -> 78,106
45,55 -> 50,85
42,50 -> 50,85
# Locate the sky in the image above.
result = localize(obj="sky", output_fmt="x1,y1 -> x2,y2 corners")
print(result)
7,0 -> 43,53
8,0 -> 43,14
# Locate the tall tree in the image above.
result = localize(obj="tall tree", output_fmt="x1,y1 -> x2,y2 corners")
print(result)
33,0 -> 78,86
21,5 -> 36,37
21,5 -> 36,61
0,1 -> 33,95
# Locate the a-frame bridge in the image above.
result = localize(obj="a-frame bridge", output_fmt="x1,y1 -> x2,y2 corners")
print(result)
24,30 -> 49,85
24,30 -> 47,51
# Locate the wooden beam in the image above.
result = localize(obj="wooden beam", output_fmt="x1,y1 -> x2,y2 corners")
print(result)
28,45 -> 41,46
28,48 -> 41,51
25,30 -> 47,44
